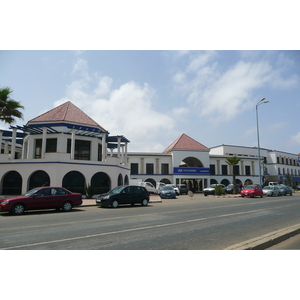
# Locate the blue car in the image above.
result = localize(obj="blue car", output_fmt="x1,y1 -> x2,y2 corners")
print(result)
159,186 -> 176,199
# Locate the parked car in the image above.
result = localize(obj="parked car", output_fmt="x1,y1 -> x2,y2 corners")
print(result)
138,182 -> 158,194
263,186 -> 280,197
241,185 -> 263,198
159,186 -> 176,199
225,184 -> 241,194
277,185 -> 286,196
166,184 -> 179,195
176,184 -> 188,195
156,182 -> 166,193
280,185 -> 293,196
203,184 -> 226,196
0,187 -> 82,215
96,185 -> 149,208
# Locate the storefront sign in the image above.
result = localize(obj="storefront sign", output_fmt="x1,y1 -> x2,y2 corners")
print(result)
174,167 -> 210,175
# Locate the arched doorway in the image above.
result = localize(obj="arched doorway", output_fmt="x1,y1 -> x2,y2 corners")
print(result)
145,178 -> 156,187
2,171 -> 22,195
118,174 -> 123,186
161,178 -> 171,184
28,170 -> 50,191
210,179 -> 218,184
63,171 -> 85,194
221,179 -> 230,186
91,172 -> 111,194
124,175 -> 129,185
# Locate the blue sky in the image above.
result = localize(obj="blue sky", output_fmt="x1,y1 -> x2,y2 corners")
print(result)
1,50 -> 300,154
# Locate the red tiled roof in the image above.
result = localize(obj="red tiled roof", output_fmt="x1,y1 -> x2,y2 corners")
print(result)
27,101 -> 106,131
163,133 -> 209,153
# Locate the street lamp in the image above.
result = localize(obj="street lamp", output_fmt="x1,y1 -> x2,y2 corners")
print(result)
256,97 -> 269,187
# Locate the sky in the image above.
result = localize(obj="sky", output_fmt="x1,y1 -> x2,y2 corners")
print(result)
1,50 -> 299,154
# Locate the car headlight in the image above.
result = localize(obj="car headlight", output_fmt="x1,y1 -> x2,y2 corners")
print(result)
0,200 -> 9,205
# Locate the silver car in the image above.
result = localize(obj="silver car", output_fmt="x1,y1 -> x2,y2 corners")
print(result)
263,186 -> 280,197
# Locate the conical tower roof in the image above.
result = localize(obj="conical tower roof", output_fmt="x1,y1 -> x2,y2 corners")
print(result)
163,133 -> 209,153
27,101 -> 106,131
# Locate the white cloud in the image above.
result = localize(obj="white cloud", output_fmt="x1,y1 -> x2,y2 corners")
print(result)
174,53 -> 273,123
291,132 -> 300,145
55,60 -> 176,151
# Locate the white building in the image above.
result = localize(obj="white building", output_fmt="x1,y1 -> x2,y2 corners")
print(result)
0,101 -> 299,195
0,101 -> 130,195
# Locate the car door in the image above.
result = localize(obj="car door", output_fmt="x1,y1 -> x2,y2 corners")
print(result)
44,188 -> 67,209
119,187 -> 134,205
29,188 -> 52,209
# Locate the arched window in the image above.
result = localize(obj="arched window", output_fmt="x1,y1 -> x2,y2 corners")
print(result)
179,157 -> 204,167
63,171 -> 85,194
221,179 -> 230,186
124,175 -> 129,185
210,179 -> 218,184
28,170 -> 50,191
91,172 -> 111,194
2,171 -> 22,195
118,174 -> 123,186
161,178 -> 171,184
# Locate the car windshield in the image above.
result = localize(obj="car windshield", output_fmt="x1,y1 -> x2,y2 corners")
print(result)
264,186 -> 271,190
209,184 -> 216,188
109,186 -> 125,194
24,188 -> 40,196
163,186 -> 173,191
246,186 -> 255,190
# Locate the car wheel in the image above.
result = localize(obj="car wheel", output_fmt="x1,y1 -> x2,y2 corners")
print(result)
11,203 -> 25,215
62,201 -> 73,212
141,199 -> 148,206
111,200 -> 119,208
260,194 -> 263,198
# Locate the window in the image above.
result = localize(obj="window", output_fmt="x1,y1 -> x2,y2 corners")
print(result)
131,163 -> 139,174
210,164 -> 216,175
67,139 -> 91,160
221,165 -> 228,175
46,138 -> 57,153
161,164 -> 169,175
146,163 -> 154,174
35,139 -> 42,158
233,165 -> 240,175
245,166 -> 251,176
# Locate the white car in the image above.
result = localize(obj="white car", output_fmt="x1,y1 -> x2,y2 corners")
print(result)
263,186 -> 280,197
203,184 -> 226,196
138,182 -> 158,194
166,184 -> 179,195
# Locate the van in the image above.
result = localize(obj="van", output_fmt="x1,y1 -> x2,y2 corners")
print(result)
269,182 -> 279,186
156,182 -> 166,193
138,182 -> 158,194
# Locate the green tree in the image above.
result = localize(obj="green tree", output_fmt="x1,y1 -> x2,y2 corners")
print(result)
226,156 -> 241,194
284,173 -> 292,187
0,87 -> 24,124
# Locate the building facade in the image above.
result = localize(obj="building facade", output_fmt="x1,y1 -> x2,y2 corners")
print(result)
0,101 -> 299,196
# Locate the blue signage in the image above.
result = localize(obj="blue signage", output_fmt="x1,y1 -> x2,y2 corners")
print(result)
174,167 -> 210,175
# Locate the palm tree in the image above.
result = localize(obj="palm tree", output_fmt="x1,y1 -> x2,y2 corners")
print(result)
0,87 -> 24,124
226,156 -> 241,194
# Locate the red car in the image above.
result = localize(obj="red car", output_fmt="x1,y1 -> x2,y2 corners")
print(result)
241,185 -> 263,198
0,187 -> 82,215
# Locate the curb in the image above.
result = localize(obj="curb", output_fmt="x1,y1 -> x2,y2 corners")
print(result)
225,223 -> 300,250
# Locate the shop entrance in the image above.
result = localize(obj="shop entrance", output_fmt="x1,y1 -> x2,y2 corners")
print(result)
176,178 -> 208,193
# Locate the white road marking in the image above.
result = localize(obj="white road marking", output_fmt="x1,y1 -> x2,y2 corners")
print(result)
1,208 -> 265,249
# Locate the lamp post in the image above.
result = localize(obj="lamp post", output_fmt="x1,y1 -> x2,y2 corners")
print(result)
256,98 -> 269,187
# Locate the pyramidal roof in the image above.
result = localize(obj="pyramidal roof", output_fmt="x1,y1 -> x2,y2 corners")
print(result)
27,101 -> 106,131
163,133 -> 209,153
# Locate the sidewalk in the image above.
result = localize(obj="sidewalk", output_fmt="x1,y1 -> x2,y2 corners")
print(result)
225,223 -> 300,250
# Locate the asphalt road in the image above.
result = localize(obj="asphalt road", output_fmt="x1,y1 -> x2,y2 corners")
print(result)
1,193 -> 300,250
